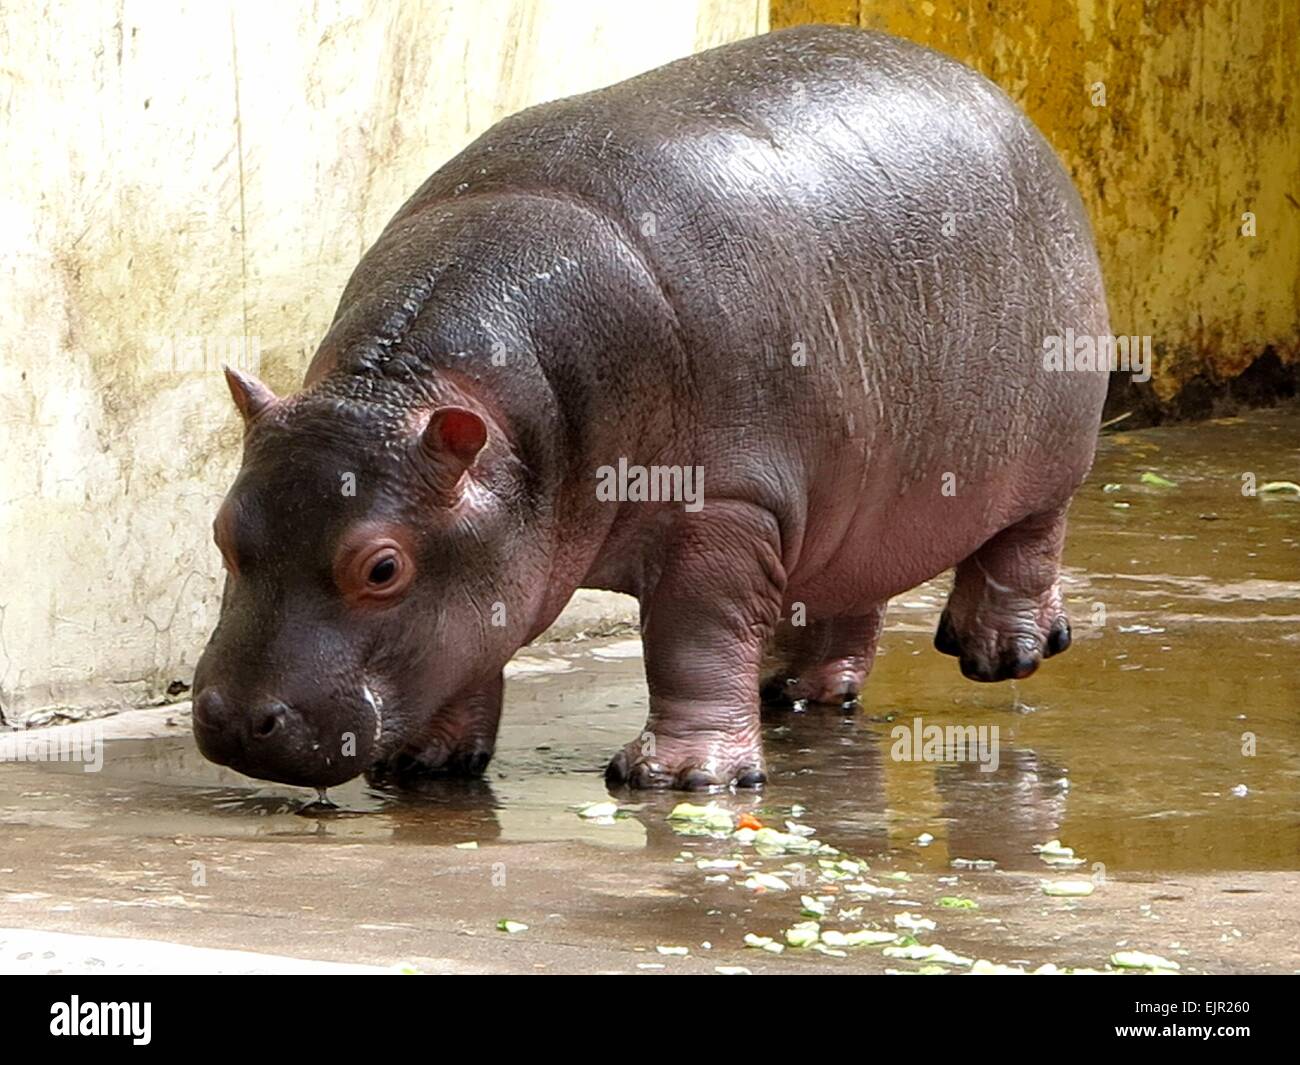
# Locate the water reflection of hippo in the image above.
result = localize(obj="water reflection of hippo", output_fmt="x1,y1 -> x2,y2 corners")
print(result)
935,751 -> 1071,869
191,25 -> 1108,793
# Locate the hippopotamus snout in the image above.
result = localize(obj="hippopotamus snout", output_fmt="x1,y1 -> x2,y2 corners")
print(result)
191,683 -> 377,788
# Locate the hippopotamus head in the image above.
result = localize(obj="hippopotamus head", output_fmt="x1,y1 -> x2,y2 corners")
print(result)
191,366 -> 545,788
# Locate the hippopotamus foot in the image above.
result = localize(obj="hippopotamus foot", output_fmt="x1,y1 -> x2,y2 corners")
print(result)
370,674 -> 503,784
760,606 -> 888,710
605,714 -> 768,791
934,507 -> 1073,682
606,503 -> 785,791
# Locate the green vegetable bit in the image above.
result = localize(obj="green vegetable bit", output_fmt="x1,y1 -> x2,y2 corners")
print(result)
1041,880 -> 1095,897
800,895 -> 828,917
883,942 -> 972,967
742,872 -> 790,892
667,802 -> 735,832
743,933 -> 785,954
1110,950 -> 1180,971
784,921 -> 821,948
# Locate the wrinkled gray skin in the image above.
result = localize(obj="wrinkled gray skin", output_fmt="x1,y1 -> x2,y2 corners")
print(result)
192,25 -> 1108,791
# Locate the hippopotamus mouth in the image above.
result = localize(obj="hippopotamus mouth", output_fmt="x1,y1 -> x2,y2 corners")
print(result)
192,657 -> 502,791
190,681 -> 385,790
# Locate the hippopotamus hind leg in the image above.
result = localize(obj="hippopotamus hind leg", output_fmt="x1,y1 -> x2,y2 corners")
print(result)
760,604 -> 888,710
934,506 -> 1073,682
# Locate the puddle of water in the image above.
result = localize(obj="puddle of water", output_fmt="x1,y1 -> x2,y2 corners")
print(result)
1,407 -> 1297,876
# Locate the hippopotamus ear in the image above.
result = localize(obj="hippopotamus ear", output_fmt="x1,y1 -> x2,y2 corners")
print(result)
223,365 -> 277,425
420,407 -> 488,496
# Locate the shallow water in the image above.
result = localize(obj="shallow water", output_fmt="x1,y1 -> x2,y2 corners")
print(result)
2,407 -> 1297,879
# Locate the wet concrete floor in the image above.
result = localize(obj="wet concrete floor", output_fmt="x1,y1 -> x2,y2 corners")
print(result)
0,405 -> 1296,973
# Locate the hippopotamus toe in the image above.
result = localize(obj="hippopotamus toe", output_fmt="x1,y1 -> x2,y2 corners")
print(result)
373,737 -> 495,786
605,742 -> 767,792
934,610 -> 962,658
760,668 -> 863,712
1045,618 -> 1073,658
959,651 -> 1042,684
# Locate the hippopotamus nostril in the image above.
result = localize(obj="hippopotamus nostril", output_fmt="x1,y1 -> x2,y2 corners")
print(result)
191,688 -> 243,770
252,702 -> 288,740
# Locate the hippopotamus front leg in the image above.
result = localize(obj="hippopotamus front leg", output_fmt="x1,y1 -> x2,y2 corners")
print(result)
605,503 -> 785,790
372,672 -> 504,782
934,507 -> 1074,682
761,604 -> 888,710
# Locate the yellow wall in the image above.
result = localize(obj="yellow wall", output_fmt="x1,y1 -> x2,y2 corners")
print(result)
0,0 -> 765,722
773,0 -> 1300,406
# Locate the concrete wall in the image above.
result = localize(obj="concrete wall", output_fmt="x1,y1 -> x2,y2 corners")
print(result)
773,0 -> 1300,418
0,0 -> 763,723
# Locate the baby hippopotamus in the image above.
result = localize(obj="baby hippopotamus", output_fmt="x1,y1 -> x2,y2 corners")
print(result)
192,24 -> 1109,791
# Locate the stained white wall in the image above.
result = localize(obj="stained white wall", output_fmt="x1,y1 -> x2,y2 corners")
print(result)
0,0 -> 764,722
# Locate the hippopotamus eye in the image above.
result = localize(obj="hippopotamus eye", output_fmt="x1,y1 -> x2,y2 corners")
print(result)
334,532 -> 414,606
368,556 -> 398,586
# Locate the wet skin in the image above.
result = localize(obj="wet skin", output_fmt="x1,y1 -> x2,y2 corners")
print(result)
192,25 -> 1108,791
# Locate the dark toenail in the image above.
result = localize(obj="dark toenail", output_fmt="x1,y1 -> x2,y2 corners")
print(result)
934,611 -> 961,657
960,656 -> 995,682
1006,656 -> 1039,680
1045,620 -> 1072,657
678,767 -> 721,791
736,767 -> 767,788
605,751 -> 629,785
629,762 -> 671,790
460,749 -> 492,776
